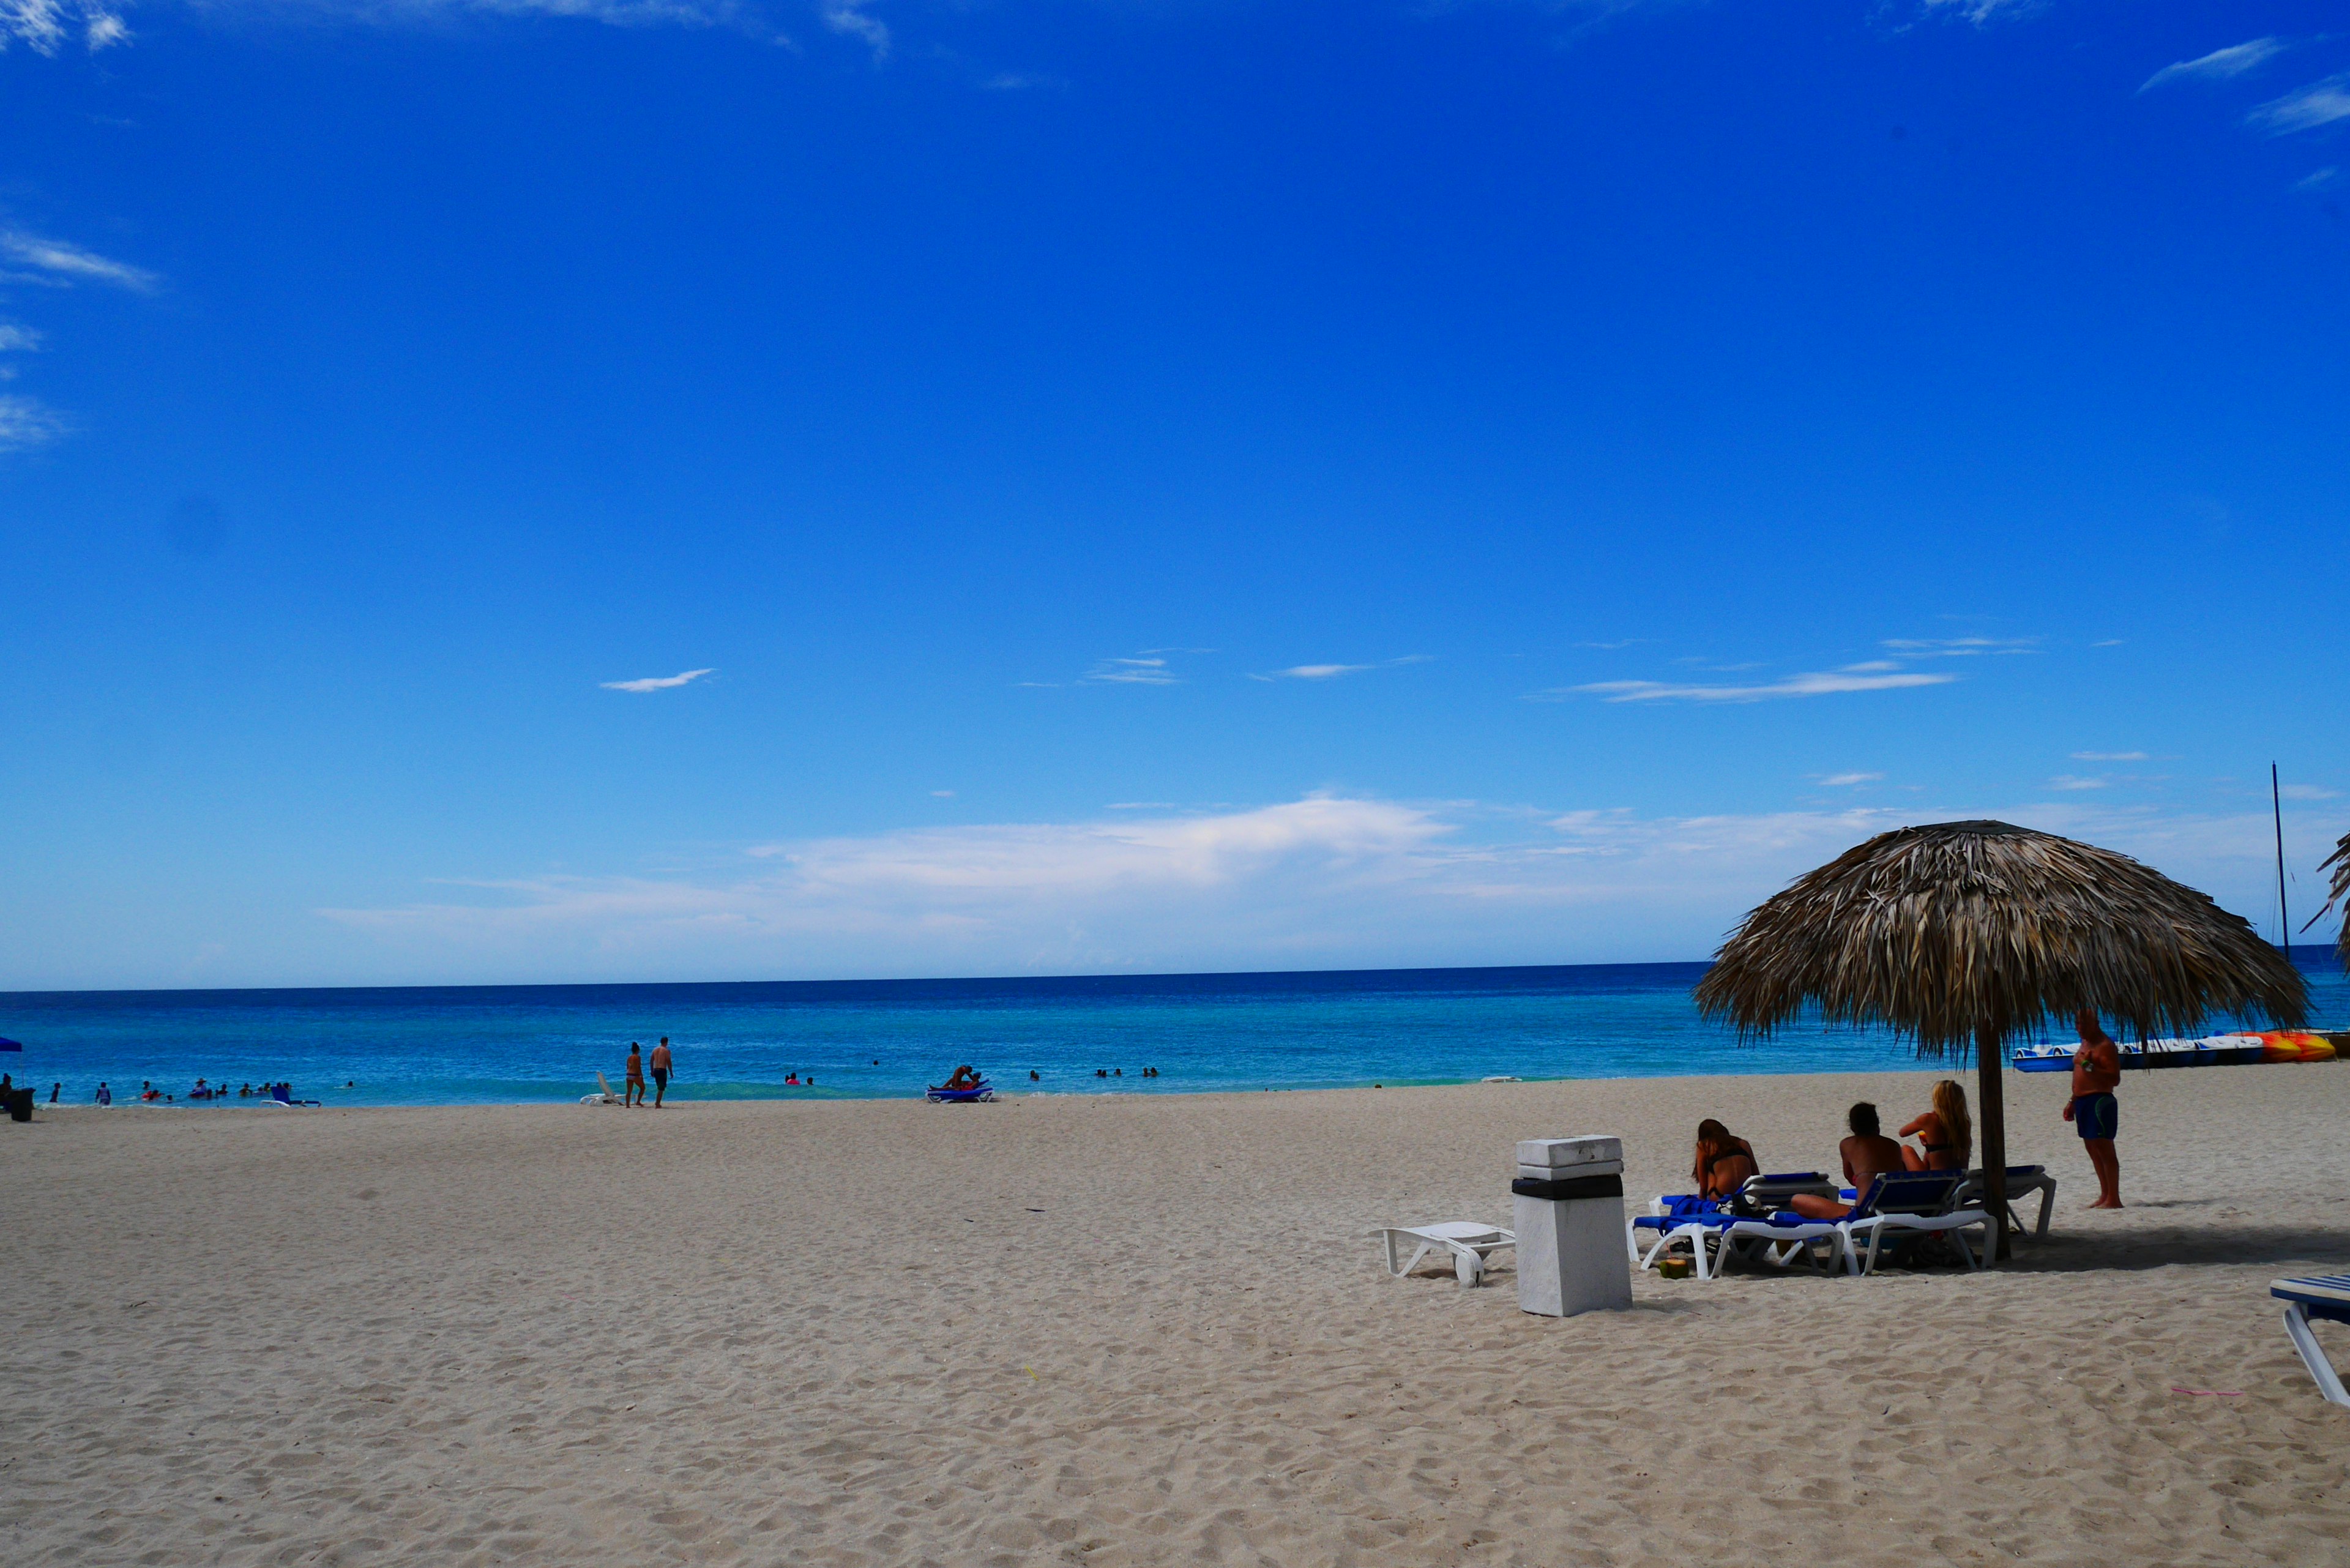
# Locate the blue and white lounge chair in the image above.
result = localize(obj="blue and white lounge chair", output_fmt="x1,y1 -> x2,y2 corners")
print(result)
1690,1171 -> 1988,1279
2272,1275 -> 2350,1408
1831,1170 -> 1990,1274
1628,1174 -> 1841,1279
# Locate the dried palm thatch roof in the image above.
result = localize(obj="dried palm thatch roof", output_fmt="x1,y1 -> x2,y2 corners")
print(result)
1696,819 -> 2307,1055
2309,830 -> 2350,968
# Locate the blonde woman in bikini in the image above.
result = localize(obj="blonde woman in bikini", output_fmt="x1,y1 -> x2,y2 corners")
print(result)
1899,1079 -> 1972,1172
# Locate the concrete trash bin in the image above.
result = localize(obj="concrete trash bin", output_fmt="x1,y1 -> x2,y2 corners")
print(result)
1512,1135 -> 1633,1318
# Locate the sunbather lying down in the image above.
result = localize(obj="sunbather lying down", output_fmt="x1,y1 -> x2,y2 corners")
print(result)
1789,1102 -> 1907,1220
1692,1119 -> 1758,1198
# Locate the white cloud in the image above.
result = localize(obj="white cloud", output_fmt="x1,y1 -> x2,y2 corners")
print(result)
0,0 -> 127,54
600,667 -> 714,692
2090,638 -> 2125,648
1878,637 -> 2037,657
2140,38 -> 2286,93
0,393 -> 67,450
0,323 -> 42,352
2280,784 -> 2339,802
930,789 -> 955,799
7,0 -> 783,53
822,0 -> 886,58
1919,0 -> 2035,24
1557,665 -> 1956,704
1083,655 -> 1179,685
318,794 -> 2348,978
0,230 -> 157,291
2049,775 -> 2108,791
2300,167 -> 2341,190
1816,772 -> 1884,787
2249,73 -> 2350,136
2072,751 -> 2147,763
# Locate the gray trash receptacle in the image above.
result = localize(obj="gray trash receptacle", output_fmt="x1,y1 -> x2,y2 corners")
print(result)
1512,1135 -> 1633,1318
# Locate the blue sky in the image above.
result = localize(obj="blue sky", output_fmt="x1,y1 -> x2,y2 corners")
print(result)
3,0 -> 2348,988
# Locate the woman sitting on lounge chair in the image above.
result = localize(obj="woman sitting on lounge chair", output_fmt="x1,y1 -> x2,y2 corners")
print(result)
1692,1119 -> 1759,1198
1898,1080 -> 1972,1172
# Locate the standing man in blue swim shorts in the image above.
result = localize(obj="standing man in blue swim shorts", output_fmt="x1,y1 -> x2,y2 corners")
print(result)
649,1037 -> 673,1108
2062,1009 -> 2122,1208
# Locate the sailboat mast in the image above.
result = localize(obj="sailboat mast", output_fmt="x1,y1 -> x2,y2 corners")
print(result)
2274,761 -> 2291,961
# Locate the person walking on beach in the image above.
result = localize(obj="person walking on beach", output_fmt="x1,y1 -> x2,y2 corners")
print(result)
624,1042 -> 647,1108
2064,1009 -> 2123,1208
649,1037 -> 673,1108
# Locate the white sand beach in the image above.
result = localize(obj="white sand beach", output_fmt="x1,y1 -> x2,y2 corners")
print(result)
8,1066 -> 2350,1566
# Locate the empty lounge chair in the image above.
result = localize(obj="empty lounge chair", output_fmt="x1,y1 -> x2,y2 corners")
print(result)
1953,1165 -> 2057,1242
1373,1222 -> 1516,1287
2273,1275 -> 2350,1408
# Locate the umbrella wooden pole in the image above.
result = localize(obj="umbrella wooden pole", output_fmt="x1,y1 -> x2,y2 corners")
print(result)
1977,1022 -> 2010,1263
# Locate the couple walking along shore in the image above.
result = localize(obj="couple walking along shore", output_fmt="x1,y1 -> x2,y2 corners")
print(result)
622,1039 -> 673,1107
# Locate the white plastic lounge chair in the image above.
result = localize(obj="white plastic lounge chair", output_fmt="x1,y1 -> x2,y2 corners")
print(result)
1373,1222 -> 1516,1287
1954,1165 -> 2057,1242
2273,1275 -> 2350,1408
581,1072 -> 622,1106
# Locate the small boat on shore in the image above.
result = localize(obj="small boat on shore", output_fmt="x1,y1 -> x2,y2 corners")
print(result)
2013,1030 -> 2343,1072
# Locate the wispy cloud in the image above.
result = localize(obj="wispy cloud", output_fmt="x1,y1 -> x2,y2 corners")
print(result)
1879,637 -> 2037,657
2280,784 -> 2339,802
930,789 -> 955,798
0,0 -> 127,55
1248,655 -> 1428,683
822,0 -> 887,59
2299,166 -> 2342,190
1084,654 -> 1180,686
0,323 -> 41,352
0,230 -> 158,291
2248,73 -> 2350,136
2049,775 -> 2108,791
1919,0 -> 2036,24
1554,663 -> 1956,704
601,667 -> 714,692
2072,750 -> 2147,763
2140,38 -> 2287,93
1816,772 -> 1885,787
0,394 -> 68,450
318,794 -> 2348,977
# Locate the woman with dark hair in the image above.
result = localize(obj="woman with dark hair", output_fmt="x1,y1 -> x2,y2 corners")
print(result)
1789,1102 -> 1907,1220
1691,1119 -> 1759,1198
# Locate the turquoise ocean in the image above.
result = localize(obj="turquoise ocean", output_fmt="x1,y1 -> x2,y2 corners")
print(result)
4,957 -> 2344,1108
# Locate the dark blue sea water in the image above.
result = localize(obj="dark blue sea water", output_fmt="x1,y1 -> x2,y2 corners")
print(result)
4,958 -> 2344,1108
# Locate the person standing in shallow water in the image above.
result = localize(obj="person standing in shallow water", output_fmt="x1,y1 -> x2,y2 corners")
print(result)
624,1042 -> 647,1108
2064,1009 -> 2123,1208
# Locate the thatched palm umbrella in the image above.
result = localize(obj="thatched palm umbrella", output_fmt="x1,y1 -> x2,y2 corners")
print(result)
2310,831 -> 2350,968
1695,819 -> 2306,1258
